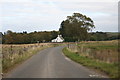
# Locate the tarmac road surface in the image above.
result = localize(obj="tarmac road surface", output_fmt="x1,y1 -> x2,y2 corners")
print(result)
5,46 -> 106,78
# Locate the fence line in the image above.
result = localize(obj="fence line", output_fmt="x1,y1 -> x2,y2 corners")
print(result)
67,42 -> 118,63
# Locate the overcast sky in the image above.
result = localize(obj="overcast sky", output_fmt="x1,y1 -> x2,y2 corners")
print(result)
0,0 -> 119,33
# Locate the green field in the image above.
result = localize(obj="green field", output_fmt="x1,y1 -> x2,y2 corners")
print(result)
77,40 -> 118,63
79,40 -> 118,50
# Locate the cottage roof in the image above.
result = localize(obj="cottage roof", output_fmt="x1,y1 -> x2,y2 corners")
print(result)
58,35 -> 64,40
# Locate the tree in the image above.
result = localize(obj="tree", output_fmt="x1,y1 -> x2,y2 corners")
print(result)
4,30 -> 15,44
59,13 -> 95,42
51,31 -> 59,40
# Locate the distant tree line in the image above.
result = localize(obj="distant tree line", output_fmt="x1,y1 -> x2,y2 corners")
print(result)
0,30 -> 119,44
89,31 -> 119,41
1,30 -> 59,44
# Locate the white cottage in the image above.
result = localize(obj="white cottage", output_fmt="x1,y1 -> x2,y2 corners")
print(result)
52,35 -> 64,42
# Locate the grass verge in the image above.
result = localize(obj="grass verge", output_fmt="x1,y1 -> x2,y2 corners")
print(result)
63,47 -> 119,78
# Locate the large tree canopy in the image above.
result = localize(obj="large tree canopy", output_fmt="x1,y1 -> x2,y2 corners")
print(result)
59,13 -> 95,42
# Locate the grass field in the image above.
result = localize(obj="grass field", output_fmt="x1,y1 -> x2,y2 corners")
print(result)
68,40 -> 118,63
63,40 -> 119,78
79,40 -> 118,50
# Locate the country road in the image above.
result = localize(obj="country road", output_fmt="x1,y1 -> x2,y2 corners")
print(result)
5,46 -> 106,78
